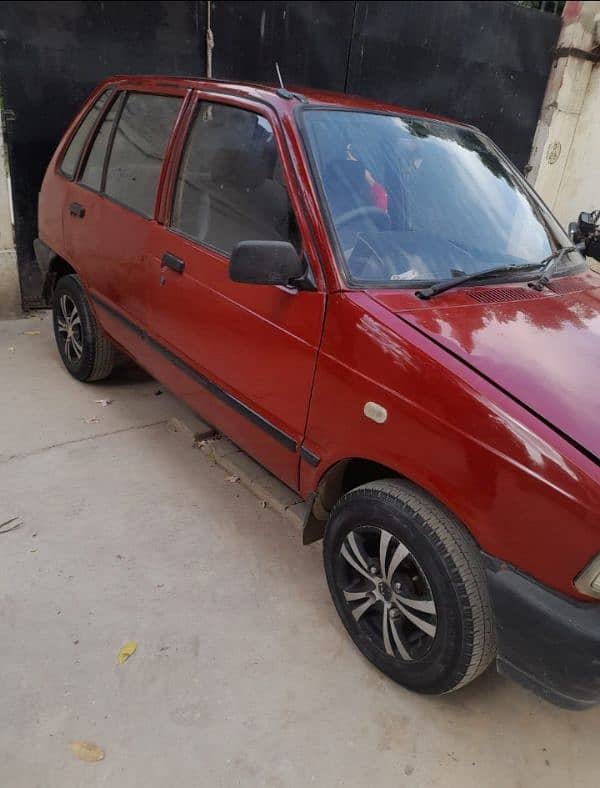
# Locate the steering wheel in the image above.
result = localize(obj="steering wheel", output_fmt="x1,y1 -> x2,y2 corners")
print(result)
347,234 -> 401,282
334,205 -> 389,230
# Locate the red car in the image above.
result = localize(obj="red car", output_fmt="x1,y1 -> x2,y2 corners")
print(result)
36,76 -> 600,709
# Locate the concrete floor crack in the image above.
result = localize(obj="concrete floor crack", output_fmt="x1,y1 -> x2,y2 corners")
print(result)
0,419 -> 168,464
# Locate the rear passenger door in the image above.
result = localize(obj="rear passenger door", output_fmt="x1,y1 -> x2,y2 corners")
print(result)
144,97 -> 326,488
64,89 -> 185,334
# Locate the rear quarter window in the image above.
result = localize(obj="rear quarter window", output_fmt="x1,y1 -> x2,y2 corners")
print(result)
60,90 -> 111,179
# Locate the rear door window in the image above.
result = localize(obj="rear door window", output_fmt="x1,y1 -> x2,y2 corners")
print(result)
60,90 -> 111,179
170,102 -> 298,255
103,93 -> 182,218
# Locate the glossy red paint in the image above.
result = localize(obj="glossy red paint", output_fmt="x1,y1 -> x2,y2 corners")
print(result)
38,75 -> 600,601
372,271 -> 600,462
300,290 -> 600,598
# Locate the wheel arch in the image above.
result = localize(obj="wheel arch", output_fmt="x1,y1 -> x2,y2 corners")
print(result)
43,257 -> 77,303
302,455 -> 480,550
303,456 -> 402,544
34,239 -> 77,304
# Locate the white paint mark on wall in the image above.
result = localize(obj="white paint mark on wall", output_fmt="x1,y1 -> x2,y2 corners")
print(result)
527,2 -> 600,228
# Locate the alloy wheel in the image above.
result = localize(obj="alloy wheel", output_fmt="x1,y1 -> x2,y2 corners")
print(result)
335,525 -> 437,661
56,294 -> 83,364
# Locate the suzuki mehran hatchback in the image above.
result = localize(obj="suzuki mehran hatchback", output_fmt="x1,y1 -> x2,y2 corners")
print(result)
36,76 -> 600,709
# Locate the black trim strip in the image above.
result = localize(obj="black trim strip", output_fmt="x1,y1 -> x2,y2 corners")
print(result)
74,88 -> 118,183
90,293 -> 297,452
101,91 -> 126,193
300,447 -> 321,467
90,293 -> 143,336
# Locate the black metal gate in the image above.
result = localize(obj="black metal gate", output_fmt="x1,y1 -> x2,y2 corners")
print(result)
0,0 -> 206,306
0,0 -> 560,307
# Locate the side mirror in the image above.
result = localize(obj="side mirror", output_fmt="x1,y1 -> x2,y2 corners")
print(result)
578,211 -> 597,237
229,241 -> 306,287
569,210 -> 600,262
568,211 -> 598,244
587,236 -> 600,263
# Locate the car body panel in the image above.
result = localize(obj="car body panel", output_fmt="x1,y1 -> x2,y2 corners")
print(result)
369,271 -> 600,463
143,220 -> 326,487
300,291 -> 600,598
66,185 -> 153,333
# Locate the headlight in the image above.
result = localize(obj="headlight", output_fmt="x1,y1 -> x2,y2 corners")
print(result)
574,554 -> 600,599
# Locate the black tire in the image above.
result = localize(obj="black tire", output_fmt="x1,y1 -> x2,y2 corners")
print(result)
324,479 -> 496,695
52,274 -> 115,382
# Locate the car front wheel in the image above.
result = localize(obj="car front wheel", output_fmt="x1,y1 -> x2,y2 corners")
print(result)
324,479 -> 496,695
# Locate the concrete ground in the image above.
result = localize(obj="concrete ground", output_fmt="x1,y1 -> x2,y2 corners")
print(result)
1,313 -> 598,788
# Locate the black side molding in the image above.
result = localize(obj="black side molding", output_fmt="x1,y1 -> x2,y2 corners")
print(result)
90,292 -> 296,453
300,447 -> 320,467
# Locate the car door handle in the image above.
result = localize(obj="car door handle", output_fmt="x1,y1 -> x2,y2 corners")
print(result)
161,252 -> 185,274
69,202 -> 85,218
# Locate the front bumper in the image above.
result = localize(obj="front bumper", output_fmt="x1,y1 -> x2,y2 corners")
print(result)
485,554 -> 600,710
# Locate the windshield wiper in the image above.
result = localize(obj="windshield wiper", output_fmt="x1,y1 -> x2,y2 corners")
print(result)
416,243 -> 586,300
415,263 -> 538,300
527,244 -> 582,291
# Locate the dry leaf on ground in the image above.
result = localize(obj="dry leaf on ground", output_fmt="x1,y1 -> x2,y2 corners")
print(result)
226,475 -> 240,483
83,416 -> 100,423
94,399 -> 113,407
70,741 -> 105,762
22,330 -> 41,336
117,640 -> 137,664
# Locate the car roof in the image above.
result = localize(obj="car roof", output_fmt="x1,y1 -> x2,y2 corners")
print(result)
102,74 -> 461,126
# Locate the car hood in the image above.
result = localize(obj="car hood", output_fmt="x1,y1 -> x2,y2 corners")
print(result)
369,275 -> 600,461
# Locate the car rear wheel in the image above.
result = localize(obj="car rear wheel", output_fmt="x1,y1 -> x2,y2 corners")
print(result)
323,479 -> 496,695
52,274 -> 115,382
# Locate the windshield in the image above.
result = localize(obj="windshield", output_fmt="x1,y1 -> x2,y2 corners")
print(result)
302,108 -> 578,286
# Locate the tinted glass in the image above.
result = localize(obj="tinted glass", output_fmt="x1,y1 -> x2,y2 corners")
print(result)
61,90 -> 110,178
303,109 -> 576,285
104,93 -> 181,217
80,96 -> 121,191
171,102 -> 298,255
